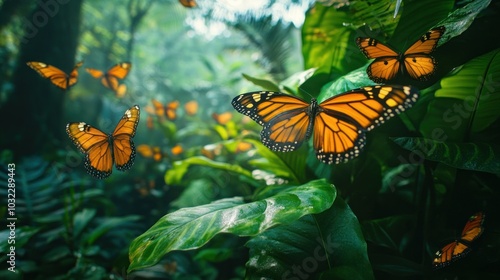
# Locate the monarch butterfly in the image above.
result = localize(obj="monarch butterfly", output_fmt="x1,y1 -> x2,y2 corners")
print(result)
86,62 -> 131,96
66,105 -> 140,179
27,61 -> 83,90
231,85 -> 419,164
356,26 -> 445,83
433,212 -> 485,269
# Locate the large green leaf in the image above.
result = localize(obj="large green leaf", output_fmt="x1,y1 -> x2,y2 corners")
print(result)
241,73 -> 280,92
302,1 -> 401,76
435,49 -> 500,133
247,138 -> 306,185
245,197 -> 372,279
390,0 -> 453,49
393,137 -> 500,174
128,179 -> 336,272
420,49 -> 500,141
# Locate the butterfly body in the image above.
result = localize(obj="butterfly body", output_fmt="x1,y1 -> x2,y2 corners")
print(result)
232,85 -> 418,164
66,105 -> 140,179
356,26 -> 445,83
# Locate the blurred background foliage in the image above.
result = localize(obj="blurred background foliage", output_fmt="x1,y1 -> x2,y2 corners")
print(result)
0,0 -> 500,279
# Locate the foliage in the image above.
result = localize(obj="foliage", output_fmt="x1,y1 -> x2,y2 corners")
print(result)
0,156 -> 140,279
129,0 -> 500,279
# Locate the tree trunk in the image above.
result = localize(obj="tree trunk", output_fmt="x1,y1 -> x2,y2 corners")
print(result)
0,0 -> 83,158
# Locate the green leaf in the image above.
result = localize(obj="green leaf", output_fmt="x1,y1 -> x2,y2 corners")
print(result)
302,1 -> 401,76
246,138 -> 305,184
279,68 -> 317,96
390,0 -> 453,49
241,73 -> 280,92
165,156 -> 253,185
128,179 -> 336,272
393,137 -> 500,174
301,4 -> 357,75
434,49 -> 500,133
73,208 -> 96,239
84,215 -> 141,246
245,197 -> 373,279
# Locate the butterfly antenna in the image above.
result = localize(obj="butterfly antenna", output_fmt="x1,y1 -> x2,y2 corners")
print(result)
299,87 -> 314,99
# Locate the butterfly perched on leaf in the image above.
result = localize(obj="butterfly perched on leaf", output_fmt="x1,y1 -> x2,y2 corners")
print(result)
27,61 -> 83,90
231,85 -> 419,164
66,105 -> 140,179
356,26 -> 445,83
86,62 -> 131,97
433,212 -> 485,269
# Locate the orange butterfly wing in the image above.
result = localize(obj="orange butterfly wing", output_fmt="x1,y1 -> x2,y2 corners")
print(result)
185,100 -> 198,116
111,105 -> 140,170
66,122 -> 114,178
179,0 -> 196,8
27,61 -> 82,90
232,91 -> 316,152
355,38 -> 400,83
432,212 -> 485,269
212,112 -> 233,125
66,105 -> 140,178
152,99 -> 165,117
316,85 -> 418,163
403,26 -> 446,80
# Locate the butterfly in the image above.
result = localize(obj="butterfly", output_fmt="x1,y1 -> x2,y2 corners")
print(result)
86,62 -> 131,96
231,85 -> 418,164
27,61 -> 83,90
137,144 -> 163,162
433,212 -> 485,269
66,105 -> 140,179
356,26 -> 445,83
150,99 -> 179,120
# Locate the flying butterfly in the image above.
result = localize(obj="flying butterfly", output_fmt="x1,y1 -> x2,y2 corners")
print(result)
356,26 -> 445,83
137,144 -> 163,162
66,105 -> 140,179
231,85 -> 419,164
86,62 -> 131,97
150,99 -> 179,120
433,212 -> 485,269
27,61 -> 83,90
